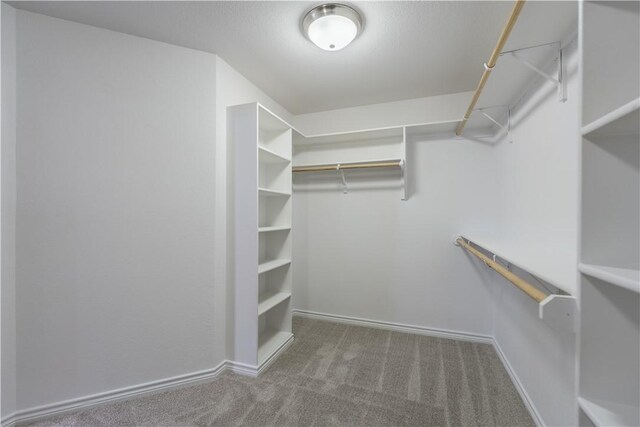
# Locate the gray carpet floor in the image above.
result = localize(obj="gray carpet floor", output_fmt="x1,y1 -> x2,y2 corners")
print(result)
23,317 -> 535,426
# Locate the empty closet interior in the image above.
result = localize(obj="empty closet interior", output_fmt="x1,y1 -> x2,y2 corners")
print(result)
1,1 -> 639,427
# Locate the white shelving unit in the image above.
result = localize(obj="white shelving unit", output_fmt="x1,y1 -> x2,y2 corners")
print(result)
579,2 -> 639,425
229,102 -> 293,371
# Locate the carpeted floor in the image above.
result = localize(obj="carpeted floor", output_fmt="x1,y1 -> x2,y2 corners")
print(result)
24,317 -> 535,426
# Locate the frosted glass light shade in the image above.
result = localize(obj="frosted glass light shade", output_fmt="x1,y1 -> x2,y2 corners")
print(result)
302,4 -> 362,52
308,15 -> 357,51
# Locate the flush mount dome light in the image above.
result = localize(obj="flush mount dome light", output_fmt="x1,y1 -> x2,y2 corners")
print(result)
302,3 -> 362,51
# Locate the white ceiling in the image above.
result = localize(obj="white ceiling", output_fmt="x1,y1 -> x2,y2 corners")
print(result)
6,1 -> 578,114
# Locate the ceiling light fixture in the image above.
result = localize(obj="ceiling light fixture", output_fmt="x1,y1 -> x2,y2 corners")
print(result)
302,3 -> 363,51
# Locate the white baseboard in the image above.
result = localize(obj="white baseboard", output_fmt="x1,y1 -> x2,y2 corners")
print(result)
6,360 -> 230,426
4,339 -> 296,427
3,314 -> 542,427
293,309 -> 493,344
293,309 -> 543,426
225,334 -> 294,378
1,413 -> 16,427
492,339 -> 545,427
226,360 -> 260,377
257,333 -> 294,376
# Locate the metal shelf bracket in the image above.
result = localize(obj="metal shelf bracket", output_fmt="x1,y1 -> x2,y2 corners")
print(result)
337,165 -> 348,194
502,42 -> 567,103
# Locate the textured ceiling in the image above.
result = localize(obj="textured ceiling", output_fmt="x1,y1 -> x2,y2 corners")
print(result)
7,1 -> 577,114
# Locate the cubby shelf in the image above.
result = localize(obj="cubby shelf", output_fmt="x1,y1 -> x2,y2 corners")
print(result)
581,98 -> 640,139
258,329 -> 293,366
579,263 -> 639,294
258,292 -> 291,316
258,259 -> 291,275
258,226 -> 291,233
578,397 -> 639,427
259,145 -> 291,163
258,187 -> 291,197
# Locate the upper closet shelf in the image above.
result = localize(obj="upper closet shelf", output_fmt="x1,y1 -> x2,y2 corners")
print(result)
456,235 -> 576,333
578,397 -> 639,427
295,127 -> 403,145
293,126 -> 407,200
579,263 -> 639,294
459,234 -> 576,295
581,98 -> 640,139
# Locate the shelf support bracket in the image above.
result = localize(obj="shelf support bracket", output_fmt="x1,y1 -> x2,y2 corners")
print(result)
337,165 -> 348,194
473,105 -> 512,142
503,42 -> 567,103
539,294 -> 576,333
400,159 -> 407,201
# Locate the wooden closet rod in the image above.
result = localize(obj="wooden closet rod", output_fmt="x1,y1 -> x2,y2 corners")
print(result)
456,238 -> 548,303
455,0 -> 526,136
293,160 -> 402,173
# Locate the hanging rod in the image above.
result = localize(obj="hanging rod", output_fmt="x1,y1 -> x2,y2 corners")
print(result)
455,237 -> 548,303
293,159 -> 403,173
456,0 -> 526,136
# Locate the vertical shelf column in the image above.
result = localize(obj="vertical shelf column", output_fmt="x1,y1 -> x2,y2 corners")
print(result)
229,102 -> 293,370
578,2 -> 640,426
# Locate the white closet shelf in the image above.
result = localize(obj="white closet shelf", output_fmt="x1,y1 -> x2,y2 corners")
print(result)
258,259 -> 291,275
258,226 -> 291,233
578,397 -> 639,427
582,97 -> 640,139
258,187 -> 291,197
258,292 -> 291,316
258,329 -> 293,365
259,145 -> 291,163
296,126 -> 403,145
460,234 -> 575,294
579,263 -> 639,294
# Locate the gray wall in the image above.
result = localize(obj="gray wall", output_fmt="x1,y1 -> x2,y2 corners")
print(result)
15,10 -> 218,409
1,2 -> 17,421
489,38 -> 580,427
292,135 -> 498,337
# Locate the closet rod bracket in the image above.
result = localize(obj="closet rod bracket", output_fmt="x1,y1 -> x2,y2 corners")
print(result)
539,294 -> 576,334
337,165 -> 348,194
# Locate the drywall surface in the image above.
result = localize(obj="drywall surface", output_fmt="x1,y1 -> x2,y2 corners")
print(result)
214,57 -> 292,361
292,133 -> 498,337
292,91 -> 472,136
15,11 -> 218,410
490,38 -> 580,427
1,2 -> 17,422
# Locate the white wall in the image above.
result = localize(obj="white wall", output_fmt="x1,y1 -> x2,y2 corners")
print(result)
1,2 -> 17,422
292,91 -> 471,136
490,37 -> 580,427
290,91 -> 498,337
15,11 -> 219,410
293,135 -> 498,336
214,57 -> 292,361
